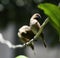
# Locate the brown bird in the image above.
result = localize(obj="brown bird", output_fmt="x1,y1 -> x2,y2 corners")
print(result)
30,13 -> 47,47
18,25 -> 35,50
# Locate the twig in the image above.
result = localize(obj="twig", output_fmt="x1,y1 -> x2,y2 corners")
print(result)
0,18 -> 49,49
0,33 -> 26,48
25,18 -> 49,45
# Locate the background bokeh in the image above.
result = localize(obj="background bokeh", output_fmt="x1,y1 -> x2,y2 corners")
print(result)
0,0 -> 60,58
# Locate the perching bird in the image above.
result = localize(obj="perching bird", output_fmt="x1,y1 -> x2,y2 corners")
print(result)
18,25 -> 35,50
30,13 -> 47,47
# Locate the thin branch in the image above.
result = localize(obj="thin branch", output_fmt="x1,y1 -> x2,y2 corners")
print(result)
0,33 -> 26,48
25,17 -> 49,45
0,18 -> 49,49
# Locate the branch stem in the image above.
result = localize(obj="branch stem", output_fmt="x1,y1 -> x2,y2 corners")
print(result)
25,18 -> 49,46
0,18 -> 49,48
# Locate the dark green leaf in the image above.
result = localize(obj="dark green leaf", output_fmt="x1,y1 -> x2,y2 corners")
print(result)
38,3 -> 60,33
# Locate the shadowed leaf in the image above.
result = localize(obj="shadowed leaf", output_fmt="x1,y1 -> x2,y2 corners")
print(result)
38,3 -> 60,33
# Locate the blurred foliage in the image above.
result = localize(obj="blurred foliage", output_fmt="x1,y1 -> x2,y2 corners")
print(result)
16,55 -> 28,58
0,0 -> 59,28
0,0 -> 42,29
38,3 -> 60,33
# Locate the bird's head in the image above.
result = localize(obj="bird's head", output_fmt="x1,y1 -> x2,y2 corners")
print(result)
30,13 -> 41,26
31,13 -> 41,20
18,25 -> 30,38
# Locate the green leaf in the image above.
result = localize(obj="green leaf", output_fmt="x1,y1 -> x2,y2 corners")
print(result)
38,3 -> 60,33
16,55 -> 28,58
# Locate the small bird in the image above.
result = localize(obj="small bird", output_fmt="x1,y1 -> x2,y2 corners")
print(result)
30,13 -> 47,47
18,25 -> 35,50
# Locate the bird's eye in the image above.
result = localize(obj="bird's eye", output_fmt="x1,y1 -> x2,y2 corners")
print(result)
34,15 -> 41,19
34,16 -> 40,19
36,15 -> 41,18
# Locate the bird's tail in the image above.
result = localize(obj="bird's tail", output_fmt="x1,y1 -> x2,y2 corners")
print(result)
29,42 -> 34,50
40,33 -> 47,48
41,37 -> 47,47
